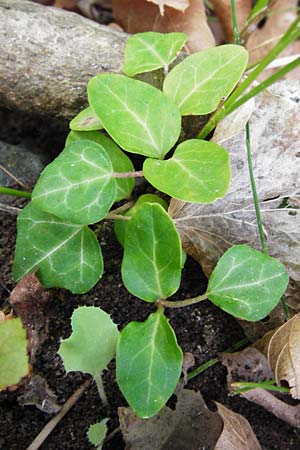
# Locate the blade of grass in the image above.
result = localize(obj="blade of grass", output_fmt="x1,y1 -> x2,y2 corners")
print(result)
231,380 -> 290,395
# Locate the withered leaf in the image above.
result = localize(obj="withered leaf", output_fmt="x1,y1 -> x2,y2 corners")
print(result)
112,0 -> 215,53
268,313 -> 300,398
215,402 -> 261,450
18,374 -> 60,414
147,0 -> 189,15
169,85 -> 300,283
9,273 -> 50,363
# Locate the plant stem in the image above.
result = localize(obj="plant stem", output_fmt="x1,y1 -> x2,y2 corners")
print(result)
94,373 -> 108,406
230,0 -> 240,45
158,292 -> 208,308
105,201 -> 134,220
0,186 -> 31,199
112,171 -> 144,178
187,337 -> 249,380
231,380 -> 290,394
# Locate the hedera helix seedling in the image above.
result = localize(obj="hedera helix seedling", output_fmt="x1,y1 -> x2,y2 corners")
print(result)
12,32 -> 289,419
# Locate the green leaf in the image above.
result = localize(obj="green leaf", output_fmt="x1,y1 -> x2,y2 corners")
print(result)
32,140 -> 117,225
13,203 -> 103,294
122,203 -> 182,302
88,74 -> 181,158
114,194 -> 168,247
87,420 -> 108,449
163,45 -> 248,115
0,317 -> 29,390
65,131 -> 135,201
207,245 -> 289,321
58,306 -> 119,378
70,106 -> 103,131
143,139 -> 230,203
123,32 -> 187,77
116,308 -> 183,418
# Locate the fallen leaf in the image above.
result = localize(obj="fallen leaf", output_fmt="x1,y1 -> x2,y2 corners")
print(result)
112,0 -> 215,53
215,402 -> 261,450
147,0 -> 189,15
211,0 -> 252,42
18,374 -> 60,414
169,85 -> 300,282
9,273 -> 51,363
268,313 -> 300,398
119,387 -> 261,449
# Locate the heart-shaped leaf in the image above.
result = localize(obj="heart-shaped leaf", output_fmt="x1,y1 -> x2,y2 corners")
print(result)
87,419 -> 109,449
0,317 -> 29,390
116,308 -> 183,418
58,306 -> 119,378
143,139 -> 230,203
207,245 -> 289,321
123,32 -> 187,76
163,45 -> 248,115
122,203 -> 182,302
66,130 -> 135,201
13,203 -> 103,294
32,140 -> 117,225
70,106 -> 103,131
88,74 -> 181,158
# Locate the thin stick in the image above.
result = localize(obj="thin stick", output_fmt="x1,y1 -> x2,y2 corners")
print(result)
0,203 -> 21,215
0,163 -> 31,191
26,379 -> 91,450
105,426 -> 121,443
158,293 -> 208,308
112,171 -> 144,179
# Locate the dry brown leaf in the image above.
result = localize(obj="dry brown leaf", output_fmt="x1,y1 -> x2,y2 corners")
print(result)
18,374 -> 60,414
112,0 -> 215,53
221,347 -> 274,388
147,0 -> 189,15
215,402 -> 261,450
9,273 -> 51,363
268,313 -> 300,398
211,0 -> 252,42
169,83 -> 300,282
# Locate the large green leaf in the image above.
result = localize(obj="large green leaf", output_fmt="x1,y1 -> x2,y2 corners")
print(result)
88,74 -> 181,158
58,306 -> 119,377
207,245 -> 289,321
13,203 -> 103,294
122,203 -> 182,302
70,106 -> 103,131
123,32 -> 187,77
143,139 -> 230,203
32,140 -> 117,225
116,308 -> 183,418
163,45 -> 248,115
114,194 -> 168,247
66,130 -> 135,201
0,317 -> 29,390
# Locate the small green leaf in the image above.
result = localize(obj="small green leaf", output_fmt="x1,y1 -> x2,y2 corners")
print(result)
114,194 -> 168,247
32,140 -> 117,225
58,306 -> 119,378
207,245 -> 289,321
66,130 -> 135,201
122,203 -> 182,302
116,308 -> 183,418
70,106 -> 103,131
123,32 -> 187,76
143,139 -> 230,203
13,203 -> 103,294
163,45 -> 248,115
0,317 -> 29,390
88,74 -> 181,158
87,419 -> 108,449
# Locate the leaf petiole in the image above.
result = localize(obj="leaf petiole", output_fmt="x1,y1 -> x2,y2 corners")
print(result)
158,292 -> 208,308
0,186 -> 31,199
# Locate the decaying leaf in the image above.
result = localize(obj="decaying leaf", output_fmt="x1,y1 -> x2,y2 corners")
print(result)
18,374 -> 60,414
119,387 -> 261,449
215,402 -> 261,450
211,0 -> 252,42
268,313 -> 300,398
147,0 -> 189,15
112,0 -> 215,53
170,83 -> 300,284
9,273 -> 50,363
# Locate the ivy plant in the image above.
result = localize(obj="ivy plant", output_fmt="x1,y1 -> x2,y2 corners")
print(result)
11,31 -> 289,425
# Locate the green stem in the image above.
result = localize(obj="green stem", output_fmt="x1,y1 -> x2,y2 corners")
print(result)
230,0 -> 240,45
158,292 -> 208,308
231,380 -> 290,394
94,373 -> 108,406
187,337 -> 249,381
0,186 -> 31,199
